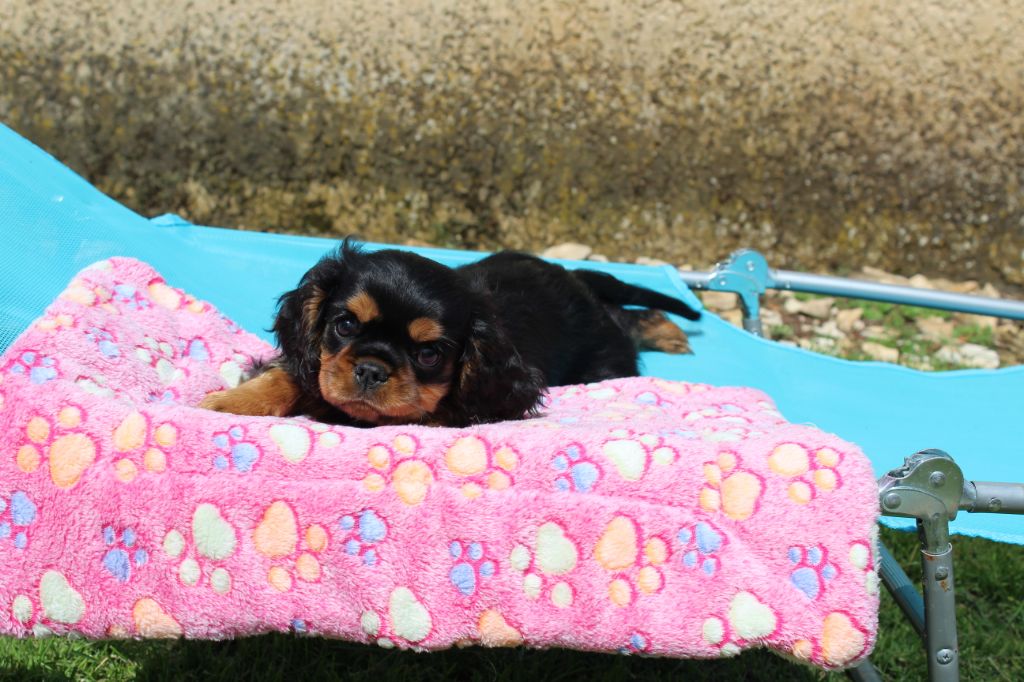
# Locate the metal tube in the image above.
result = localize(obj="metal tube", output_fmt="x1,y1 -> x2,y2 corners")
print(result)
677,268 -> 1024,320
878,543 -> 925,638
846,658 -> 885,682
960,481 -> 1024,514
920,539 -> 959,682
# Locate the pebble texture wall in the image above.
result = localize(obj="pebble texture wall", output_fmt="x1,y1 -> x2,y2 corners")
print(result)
1,1 -> 1022,284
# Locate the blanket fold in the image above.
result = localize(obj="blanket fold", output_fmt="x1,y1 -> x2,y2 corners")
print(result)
0,258 -> 879,669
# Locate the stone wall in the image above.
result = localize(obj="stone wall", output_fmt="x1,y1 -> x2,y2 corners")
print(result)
1,0 -> 1022,284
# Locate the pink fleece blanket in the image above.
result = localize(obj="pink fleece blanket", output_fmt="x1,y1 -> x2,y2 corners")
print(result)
0,258 -> 879,669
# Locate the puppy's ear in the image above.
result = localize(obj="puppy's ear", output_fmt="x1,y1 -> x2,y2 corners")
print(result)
272,239 -> 362,391
448,299 -> 545,425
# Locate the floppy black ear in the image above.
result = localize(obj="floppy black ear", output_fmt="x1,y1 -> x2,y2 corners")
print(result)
272,239 -> 362,394
447,299 -> 546,425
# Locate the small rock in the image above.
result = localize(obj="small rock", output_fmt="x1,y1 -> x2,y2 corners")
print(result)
954,312 -> 998,330
959,343 -> 1001,369
587,253 -> 609,262
635,256 -> 671,267
860,267 -> 909,286
908,274 -> 936,290
761,308 -> 783,329
980,283 -> 1001,299
784,297 -> 835,320
541,242 -> 592,260
701,291 -> 738,312
862,342 -> 900,363
814,320 -> 843,339
836,308 -> 864,334
720,309 -> 744,327
915,316 -> 955,342
862,325 -> 895,340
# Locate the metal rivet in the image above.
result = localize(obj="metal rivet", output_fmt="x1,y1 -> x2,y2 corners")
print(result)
988,498 -> 1003,512
934,566 -> 949,580
929,472 -> 946,487
936,649 -> 954,665
883,493 -> 902,510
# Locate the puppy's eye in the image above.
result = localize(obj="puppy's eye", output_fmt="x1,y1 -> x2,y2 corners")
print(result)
336,312 -> 361,337
415,346 -> 441,367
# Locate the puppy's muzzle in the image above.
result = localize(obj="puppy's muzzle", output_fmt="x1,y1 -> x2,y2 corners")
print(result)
353,361 -> 390,392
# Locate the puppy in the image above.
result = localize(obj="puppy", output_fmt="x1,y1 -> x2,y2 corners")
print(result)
199,241 -> 700,426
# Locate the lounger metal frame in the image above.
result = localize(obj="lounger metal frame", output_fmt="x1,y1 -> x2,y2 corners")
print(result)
677,250 -> 1024,681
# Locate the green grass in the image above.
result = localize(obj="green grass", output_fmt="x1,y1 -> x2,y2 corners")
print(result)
2,526 -> 1021,681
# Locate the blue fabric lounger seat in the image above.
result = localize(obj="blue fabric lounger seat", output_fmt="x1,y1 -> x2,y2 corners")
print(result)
1,122 -> 1022,546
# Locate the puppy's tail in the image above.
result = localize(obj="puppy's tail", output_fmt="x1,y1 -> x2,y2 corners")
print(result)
573,269 -> 702,320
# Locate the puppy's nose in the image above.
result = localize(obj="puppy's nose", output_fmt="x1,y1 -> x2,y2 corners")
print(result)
353,361 -> 390,391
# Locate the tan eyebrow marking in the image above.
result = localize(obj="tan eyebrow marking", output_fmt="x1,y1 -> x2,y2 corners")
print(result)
408,317 -> 444,343
303,285 -> 325,331
346,290 -> 380,323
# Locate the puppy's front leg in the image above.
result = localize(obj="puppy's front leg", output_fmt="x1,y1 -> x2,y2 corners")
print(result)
198,367 -> 302,417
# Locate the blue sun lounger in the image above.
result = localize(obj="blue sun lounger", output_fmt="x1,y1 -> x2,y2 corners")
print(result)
1,123 -> 1022,681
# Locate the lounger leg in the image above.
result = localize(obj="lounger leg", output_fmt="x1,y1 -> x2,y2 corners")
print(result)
846,657 -> 884,682
918,523 -> 958,682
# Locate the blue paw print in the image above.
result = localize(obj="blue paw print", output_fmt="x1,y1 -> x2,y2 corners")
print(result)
620,631 -> 651,654
179,338 -> 210,363
635,391 -> 666,406
7,351 -> 58,385
113,284 -> 150,311
677,521 -> 724,576
339,510 -> 387,566
291,619 -> 309,634
102,525 -> 149,582
212,426 -> 261,472
146,388 -> 179,404
0,491 -> 38,549
788,545 -> 837,599
448,540 -> 495,596
85,327 -> 120,358
551,443 -> 601,493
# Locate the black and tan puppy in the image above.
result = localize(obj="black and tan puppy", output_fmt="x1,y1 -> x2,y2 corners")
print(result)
200,241 -> 700,426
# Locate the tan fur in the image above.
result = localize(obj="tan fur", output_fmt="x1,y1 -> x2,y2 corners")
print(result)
346,290 -> 380,323
303,285 -> 326,331
408,317 -> 444,343
635,311 -> 692,354
198,367 -> 302,417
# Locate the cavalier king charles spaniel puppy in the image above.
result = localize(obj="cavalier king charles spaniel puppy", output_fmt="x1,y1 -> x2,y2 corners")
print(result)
199,240 -> 700,426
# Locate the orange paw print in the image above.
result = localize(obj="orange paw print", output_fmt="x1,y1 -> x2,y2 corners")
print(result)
768,443 -> 843,505
17,405 -> 97,489
699,451 -> 764,521
253,500 -> 329,592
61,278 -> 117,313
363,435 -> 435,506
35,313 -> 75,333
111,411 -> 177,482
594,515 -> 669,607
444,436 -> 519,499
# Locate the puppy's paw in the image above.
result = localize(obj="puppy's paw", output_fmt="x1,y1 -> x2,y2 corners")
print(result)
196,369 -> 300,417
636,311 -> 693,354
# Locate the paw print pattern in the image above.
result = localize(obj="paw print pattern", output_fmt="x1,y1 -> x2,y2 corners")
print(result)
135,336 -> 184,385
702,591 -> 779,656
677,521 -> 726,576
620,631 -> 653,655
0,491 -> 38,549
146,388 -> 179,404
509,521 -> 578,608
84,327 -> 120,358
791,612 -> 871,668
177,337 -> 210,363
61,279 -> 115,312
213,426 -> 261,473
16,405 -> 97,489
112,283 -> 151,311
253,500 -> 328,591
9,570 -> 87,636
699,451 -> 764,521
594,516 -> 669,607
551,442 -> 601,493
112,411 -> 178,481
36,313 -> 75,333
359,586 -> 433,647
5,351 -> 58,385
600,429 -> 678,481
788,545 -> 837,599
339,510 -> 387,566
444,436 -> 519,499
147,278 -> 208,313
848,538 -> 880,596
363,435 -> 435,505
163,503 -> 237,595
101,525 -> 149,582
448,540 -> 496,596
768,443 -> 843,505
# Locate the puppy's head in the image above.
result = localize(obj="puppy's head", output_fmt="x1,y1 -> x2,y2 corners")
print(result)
274,240 -> 543,426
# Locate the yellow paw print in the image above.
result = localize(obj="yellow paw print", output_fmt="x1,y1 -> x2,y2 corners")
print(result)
17,406 -> 97,489
112,411 -> 178,482
363,435 -> 434,505
595,515 -> 669,607
508,521 -> 578,608
35,313 -> 75,332
699,451 -> 764,521
253,500 -> 329,592
444,436 -> 519,499
768,443 -> 842,504
61,279 -> 116,313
